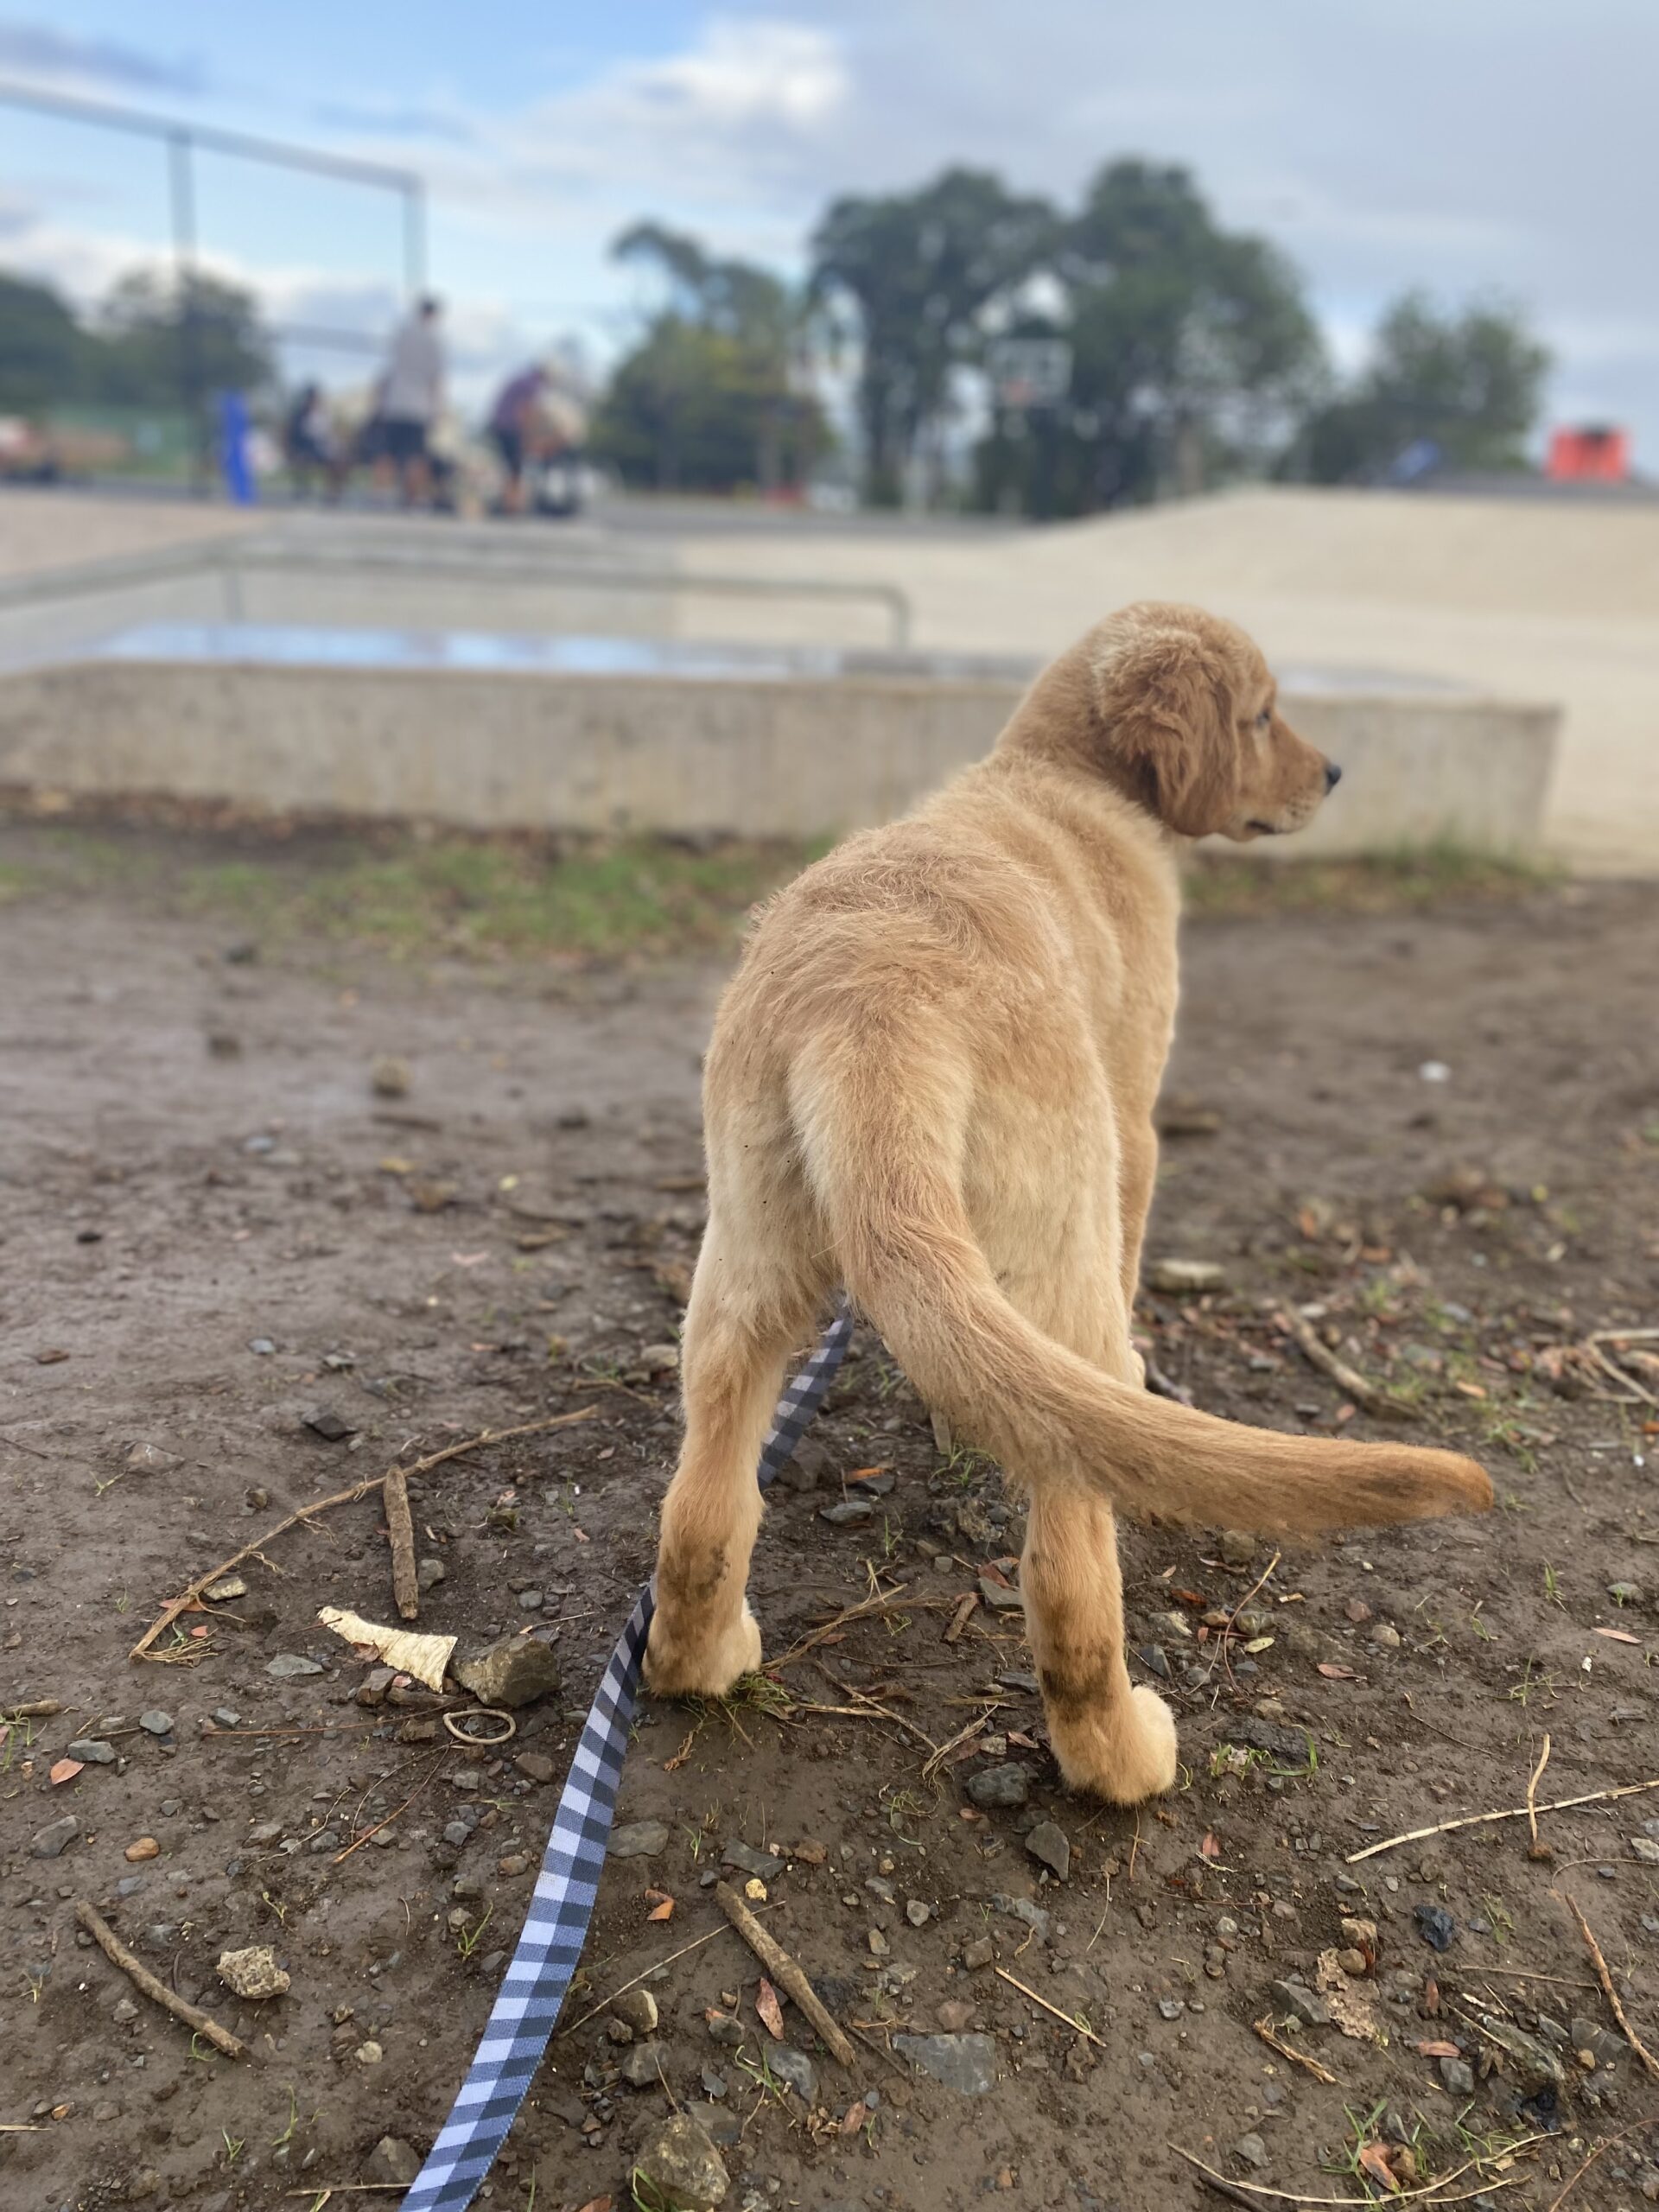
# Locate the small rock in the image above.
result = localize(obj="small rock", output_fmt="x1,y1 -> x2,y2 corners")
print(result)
1024,1821 -> 1071,1881
937,1999 -> 976,2032
1158,1998 -> 1185,2020
1608,1582 -> 1643,1605
966,1764 -> 1029,1810
266,1653 -> 323,1679
1438,2054 -> 1475,2095
620,2043 -> 668,2088
961,1936 -> 995,1972
517,1590 -> 544,1613
248,1821 -> 283,1845
417,1557 -> 446,1590
217,1946 -> 290,2000
893,2032 -> 998,2096
704,2009 -> 747,2046
203,1575 -> 247,1602
126,1441 -> 181,1474
1336,1947 -> 1368,1977
977,1575 -> 1025,1612
722,1840 -> 784,1881
819,1498 -> 874,1528
357,1666 -> 398,1708
991,1894 -> 1052,1943
612,1988 -> 660,2037
1371,1622 -> 1402,1650
1269,1980 -> 1332,2029
1138,1643 -> 1171,1680
454,1633 -> 561,1709
1414,1904 -> 1456,1953
353,2040 -> 385,2065
138,1710 -> 174,1737
112,1998 -> 139,2024
212,1708 -> 242,1729
1233,2134 -> 1268,2171
769,2045 -> 818,2102
370,1055 -> 411,1098
684,2101 -> 742,2151
1149,1258 -> 1226,1294
868,1928 -> 890,1958
609,1820 -> 671,1860
30,1815 -> 80,1859
67,1738 -> 116,1764
636,1343 -> 681,1376
124,1836 -> 161,1863
631,2113 -> 730,2210
1631,1838 -> 1659,1866
363,2139 -> 421,2187
906,1899 -> 931,1927
1218,1530 -> 1256,1568
305,1408 -> 353,1442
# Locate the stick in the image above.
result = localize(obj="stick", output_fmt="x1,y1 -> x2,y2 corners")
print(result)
334,1754 -> 448,1865
1169,2143 -> 1531,2207
556,1917 -> 766,2040
74,1900 -> 248,2059
920,1705 -> 999,1787
1276,1306 -> 1415,1421
384,1465 -> 419,1621
1251,2014 -> 1339,2084
944,1592 -> 978,1644
1557,1891 -> 1659,2083
1547,2119 -> 1659,2211
1526,1733 -> 1552,1851
995,1966 -> 1106,2049
713,1881 -> 855,2067
1344,1775 -> 1659,1861
129,1412 -> 594,1660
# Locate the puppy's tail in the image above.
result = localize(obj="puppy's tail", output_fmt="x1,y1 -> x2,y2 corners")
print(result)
792,1048 -> 1491,1535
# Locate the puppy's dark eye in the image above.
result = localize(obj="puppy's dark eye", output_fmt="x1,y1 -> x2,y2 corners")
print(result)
1255,709 -> 1273,729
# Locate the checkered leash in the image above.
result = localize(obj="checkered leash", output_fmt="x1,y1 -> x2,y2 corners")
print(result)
399,1300 -> 855,2212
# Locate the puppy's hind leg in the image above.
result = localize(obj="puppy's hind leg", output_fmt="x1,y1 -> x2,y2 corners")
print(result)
644,1229 -> 810,1699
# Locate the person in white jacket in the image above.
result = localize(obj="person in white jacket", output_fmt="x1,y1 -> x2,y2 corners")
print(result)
378,296 -> 445,505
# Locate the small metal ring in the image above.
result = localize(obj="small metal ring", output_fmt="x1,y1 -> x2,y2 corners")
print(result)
442,1707 -> 517,1746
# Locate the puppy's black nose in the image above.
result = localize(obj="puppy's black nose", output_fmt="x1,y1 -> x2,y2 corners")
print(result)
1325,761 -> 1343,791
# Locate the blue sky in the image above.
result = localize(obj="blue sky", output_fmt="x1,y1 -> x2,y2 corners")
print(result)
3,2 -> 1657,456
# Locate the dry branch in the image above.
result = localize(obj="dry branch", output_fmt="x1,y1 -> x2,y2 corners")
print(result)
384,1464 -> 419,1620
1276,1306 -> 1415,1421
713,1880 -> 855,2067
76,1900 -> 248,2059
1345,1775 -> 1659,1862
1558,1891 -> 1659,2083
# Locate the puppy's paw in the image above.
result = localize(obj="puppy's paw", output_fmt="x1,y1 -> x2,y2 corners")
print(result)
1049,1683 -> 1179,1804
643,1599 -> 762,1700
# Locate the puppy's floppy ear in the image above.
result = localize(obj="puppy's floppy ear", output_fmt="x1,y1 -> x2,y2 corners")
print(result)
1091,617 -> 1240,837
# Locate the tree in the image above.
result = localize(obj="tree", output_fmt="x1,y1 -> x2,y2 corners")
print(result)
0,273 -> 93,411
1300,292 -> 1550,482
810,168 -> 1058,505
593,225 -> 827,493
977,160 -> 1324,515
91,267 -> 274,409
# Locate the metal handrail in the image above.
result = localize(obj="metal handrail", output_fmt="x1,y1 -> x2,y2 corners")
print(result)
0,534 -> 912,648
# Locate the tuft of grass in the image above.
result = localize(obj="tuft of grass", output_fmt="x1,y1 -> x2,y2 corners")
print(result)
1184,841 -> 1560,921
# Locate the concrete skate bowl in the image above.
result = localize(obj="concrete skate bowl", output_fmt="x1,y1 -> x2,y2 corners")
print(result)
0,531 -> 1559,855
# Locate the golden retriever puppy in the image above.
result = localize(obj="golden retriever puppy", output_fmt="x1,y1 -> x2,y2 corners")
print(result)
645,602 -> 1491,1803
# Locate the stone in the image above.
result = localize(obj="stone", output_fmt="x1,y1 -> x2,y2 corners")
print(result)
1608,1582 -> 1643,1605
203,1576 -> 247,1602
1371,1622 -> 1402,1650
722,1839 -> 784,1880
1218,1530 -> 1256,1567
631,2113 -> 730,2210
991,1894 -> 1052,1943
611,1987 -> 660,2037
363,2139 -> 421,2187
138,1710 -> 174,1737
265,1653 -> 323,1679
609,1820 -> 671,1860
1470,2013 -> 1566,2094
684,2101 -> 743,2151
417,1557 -> 446,1590
371,1055 -> 411,1097
937,1999 -> 977,2032
893,2032 -> 998,2096
1025,1821 -> 1071,1881
353,2040 -> 384,2065
454,1633 -> 561,1710
1138,1643 -> 1172,1680
67,1738 -> 116,1764
1414,1904 -> 1456,1953
305,1409 -> 353,1442
124,1836 -> 161,1863
126,1441 -> 181,1474
961,1936 -> 995,1972
30,1815 -> 80,1859
1438,2055 -> 1475,2095
704,2009 -> 747,2046
1158,1999 -> 1185,2020
112,1998 -> 140,2024
977,1575 -> 1025,1612
1631,1838 -> 1659,1866
1269,1980 -> 1332,2029
768,2046 -> 818,2103
966,1763 -> 1030,1810
620,2042 -> 668,2088
217,1945 -> 289,2000
819,1498 -> 874,1527
515,1752 -> 556,1783
636,1343 -> 681,1376
1233,2134 -> 1268,2171
906,1899 -> 931,1927
212,1708 -> 243,1729
356,1666 -> 398,1708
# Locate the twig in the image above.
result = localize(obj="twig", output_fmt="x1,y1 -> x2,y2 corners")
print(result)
383,1465 -> 419,1621
1547,2119 -> 1659,2211
1345,1775 -> 1659,1861
1557,1891 -> 1659,2082
128,1411 -> 594,1660
1251,2014 -> 1339,2084
944,1592 -> 978,1644
1276,1306 -> 1415,1421
1586,1340 -> 1659,1408
920,1704 -> 1000,1788
74,1901 -> 248,2059
1209,1548 -> 1281,1689
1526,1733 -> 1552,1852
1169,2142 -> 1531,2206
713,1881 -> 855,2067
334,1753 -> 448,1865
995,1966 -> 1106,2049
766,1587 -> 954,1672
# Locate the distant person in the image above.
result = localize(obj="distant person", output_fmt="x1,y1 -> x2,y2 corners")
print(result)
378,295 -> 445,506
282,382 -> 343,500
486,363 -> 550,515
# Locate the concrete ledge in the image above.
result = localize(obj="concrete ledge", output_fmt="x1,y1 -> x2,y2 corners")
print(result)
0,627 -> 1560,855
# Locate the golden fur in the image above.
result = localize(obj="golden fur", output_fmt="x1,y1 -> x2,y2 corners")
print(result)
645,601 -> 1492,1803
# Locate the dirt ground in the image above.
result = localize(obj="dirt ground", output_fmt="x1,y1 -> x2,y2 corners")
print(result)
4,823 -> 1659,2212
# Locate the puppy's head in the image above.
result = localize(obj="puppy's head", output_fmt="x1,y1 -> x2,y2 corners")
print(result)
1090,602 -> 1338,841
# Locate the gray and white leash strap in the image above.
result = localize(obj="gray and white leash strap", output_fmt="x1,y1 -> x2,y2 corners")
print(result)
399,1300 -> 855,2212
